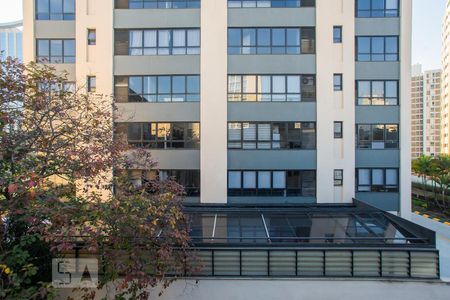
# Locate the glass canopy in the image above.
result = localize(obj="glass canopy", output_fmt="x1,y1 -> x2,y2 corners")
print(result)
184,203 -> 435,247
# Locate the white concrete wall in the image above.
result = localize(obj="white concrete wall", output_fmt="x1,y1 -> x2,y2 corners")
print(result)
316,0 -> 355,204
200,0 -> 228,203
400,0 -> 413,217
57,279 -> 450,300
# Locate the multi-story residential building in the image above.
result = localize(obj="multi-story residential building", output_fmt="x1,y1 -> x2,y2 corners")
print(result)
0,20 -> 23,61
411,64 -> 442,159
442,0 -> 450,154
24,0 -> 443,290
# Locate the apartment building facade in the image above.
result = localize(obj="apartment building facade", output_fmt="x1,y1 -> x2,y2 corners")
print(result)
23,0 -> 410,214
442,0 -> 450,154
23,0 -> 448,291
0,20 -> 23,60
411,65 -> 442,159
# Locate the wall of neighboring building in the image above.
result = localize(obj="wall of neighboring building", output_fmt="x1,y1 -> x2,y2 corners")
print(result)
0,21 -> 23,60
411,67 -> 442,159
441,0 -> 450,154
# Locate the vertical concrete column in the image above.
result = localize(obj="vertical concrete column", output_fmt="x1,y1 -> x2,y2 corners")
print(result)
75,0 -> 114,198
22,0 -> 35,64
316,0 -> 355,204
400,0 -> 413,218
200,0 -> 228,203
75,0 -> 114,96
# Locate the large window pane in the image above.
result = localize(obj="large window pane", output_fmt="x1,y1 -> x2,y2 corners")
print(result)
187,76 -> 200,93
273,171 -> 286,189
172,76 -> 186,93
228,29 -> 241,46
257,28 -> 270,46
229,171 -> 242,188
272,76 -> 286,93
187,29 -> 200,46
158,30 -> 170,47
258,171 -> 271,189
243,171 -> 257,188
372,169 -> 384,185
272,29 -> 285,46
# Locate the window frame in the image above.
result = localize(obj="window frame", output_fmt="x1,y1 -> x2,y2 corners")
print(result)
227,170 -> 316,197
227,121 -> 316,150
128,28 -> 200,56
227,27 -> 316,55
36,39 -> 76,63
87,29 -> 97,46
127,169 -> 200,196
116,75 -> 200,103
334,121 -> 343,139
87,76 -> 97,93
333,26 -> 342,43
124,0 -> 201,9
356,80 -> 399,106
356,168 -> 399,192
227,0 -> 316,8
334,169 -> 343,187
355,0 -> 400,18
227,74 -> 316,102
356,35 -> 399,62
125,122 -> 200,149
333,74 -> 343,91
35,0 -> 76,20
356,124 -> 399,149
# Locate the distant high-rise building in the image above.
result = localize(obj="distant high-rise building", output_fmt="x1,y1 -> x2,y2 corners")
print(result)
411,64 -> 442,159
0,21 -> 23,61
441,0 -> 450,154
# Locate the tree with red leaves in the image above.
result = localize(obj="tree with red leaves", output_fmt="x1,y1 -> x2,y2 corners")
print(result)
0,57 -> 192,299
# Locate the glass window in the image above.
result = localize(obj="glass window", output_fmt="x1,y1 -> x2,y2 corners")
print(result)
357,124 -> 399,149
356,0 -> 399,17
227,122 -> 316,150
120,75 -> 199,102
125,122 -> 199,149
272,171 -> 286,189
228,74 -> 315,102
124,0 -> 200,9
227,170 -> 314,197
334,122 -> 343,138
386,169 -> 398,185
126,28 -> 200,56
227,0 -> 315,8
356,36 -> 398,62
88,29 -> 96,45
87,76 -> 96,92
357,80 -> 398,106
333,26 -> 342,43
228,27 -> 315,55
243,171 -> 257,189
334,169 -> 343,186
36,39 -> 76,64
258,171 -> 271,189
36,0 -> 75,20
333,74 -> 342,91
228,171 -> 241,189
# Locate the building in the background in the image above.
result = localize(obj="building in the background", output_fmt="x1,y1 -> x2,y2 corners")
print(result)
0,20 -> 23,61
442,0 -> 450,154
411,64 -> 442,159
